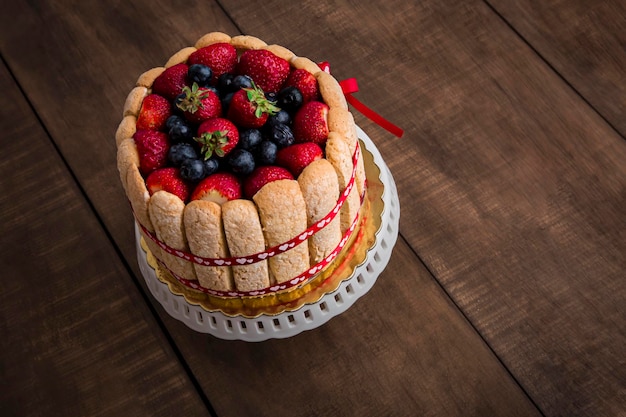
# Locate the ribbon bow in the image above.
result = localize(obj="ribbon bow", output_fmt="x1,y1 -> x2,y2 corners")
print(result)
318,62 -> 404,138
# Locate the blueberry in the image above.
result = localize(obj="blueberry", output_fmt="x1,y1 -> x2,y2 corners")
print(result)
165,114 -> 185,131
268,123 -> 295,148
217,73 -> 236,94
168,142 -> 198,167
221,91 -> 235,113
203,157 -> 219,176
267,109 -> 291,127
277,86 -> 303,113
228,149 -> 255,175
239,129 -> 263,151
232,75 -> 254,90
180,159 -> 206,182
265,91 -> 277,102
173,93 -> 186,114
168,122 -> 194,143
187,64 -> 213,87
256,140 -> 278,165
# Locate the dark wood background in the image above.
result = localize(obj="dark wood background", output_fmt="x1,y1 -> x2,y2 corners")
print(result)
1,1 -> 624,416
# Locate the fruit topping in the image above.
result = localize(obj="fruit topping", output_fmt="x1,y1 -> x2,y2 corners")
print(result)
238,129 -> 263,151
187,64 -> 213,87
293,101 -> 329,145
136,94 -> 172,131
152,63 -> 189,100
284,69 -> 319,103
236,49 -> 290,93
191,172 -> 242,204
187,43 -> 238,84
243,166 -> 294,199
194,118 -> 239,159
180,158 -> 206,182
276,142 -> 323,177
256,140 -> 278,165
134,129 -> 170,175
175,83 -> 222,124
267,123 -> 295,148
276,86 -> 304,113
146,167 -> 191,202
227,149 -> 256,175
168,142 -> 199,167
227,82 -> 280,129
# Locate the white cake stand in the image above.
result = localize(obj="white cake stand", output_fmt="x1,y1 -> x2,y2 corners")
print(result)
136,127 -> 399,341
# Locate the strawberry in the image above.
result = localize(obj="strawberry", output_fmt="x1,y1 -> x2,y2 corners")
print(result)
284,69 -> 319,103
194,118 -> 239,159
187,43 -> 237,84
175,83 -> 222,124
227,82 -> 280,129
133,129 -> 170,175
152,63 -> 189,100
136,94 -> 172,131
146,167 -> 191,202
236,49 -> 290,93
191,172 -> 242,204
293,100 -> 329,145
243,166 -> 294,199
276,142 -> 323,177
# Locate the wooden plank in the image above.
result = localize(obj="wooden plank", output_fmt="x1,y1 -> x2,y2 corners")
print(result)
488,0 -> 626,136
0,62 -> 209,415
211,0 -> 626,415
0,0 -> 594,415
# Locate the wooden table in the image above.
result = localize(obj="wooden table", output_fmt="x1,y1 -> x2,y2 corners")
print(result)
2,1 -> 624,416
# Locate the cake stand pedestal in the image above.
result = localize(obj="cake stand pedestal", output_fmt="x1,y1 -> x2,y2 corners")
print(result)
136,127 -> 399,341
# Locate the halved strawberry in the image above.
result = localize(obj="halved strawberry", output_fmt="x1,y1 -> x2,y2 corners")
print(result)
236,49 -> 290,93
176,83 -> 222,124
187,43 -> 237,84
243,166 -> 294,199
152,63 -> 189,100
293,100 -> 329,145
227,82 -> 280,129
195,118 -> 239,159
133,129 -> 170,175
276,142 -> 323,177
191,172 -> 242,204
284,69 -> 319,103
146,167 -> 191,202
136,94 -> 172,131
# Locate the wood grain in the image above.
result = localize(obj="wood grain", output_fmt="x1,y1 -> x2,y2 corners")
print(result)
2,0 -> 625,416
488,0 -> 626,136
0,62 -> 209,416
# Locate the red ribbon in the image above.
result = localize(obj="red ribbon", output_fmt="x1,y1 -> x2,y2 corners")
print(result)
318,62 -> 404,138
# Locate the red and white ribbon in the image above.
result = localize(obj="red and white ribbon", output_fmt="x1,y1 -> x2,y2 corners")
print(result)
318,61 -> 404,138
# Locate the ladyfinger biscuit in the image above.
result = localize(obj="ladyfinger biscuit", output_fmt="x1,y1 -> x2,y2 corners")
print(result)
165,47 -> 197,68
231,35 -> 267,50
117,138 -> 139,191
253,180 -> 309,284
123,86 -> 148,117
194,32 -> 231,48
184,200 -> 233,291
328,107 -> 366,196
126,164 -> 153,231
136,67 -> 165,88
298,160 -> 342,264
315,71 -> 348,109
324,132 -> 361,234
264,44 -> 295,62
148,191 -> 197,280
222,200 -> 270,291
290,56 -> 321,75
115,115 -> 137,147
